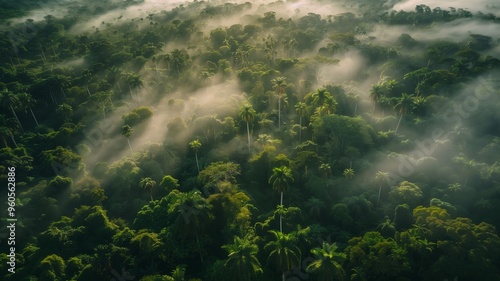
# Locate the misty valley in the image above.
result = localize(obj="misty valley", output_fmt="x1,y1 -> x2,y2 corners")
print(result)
1,0 -> 500,280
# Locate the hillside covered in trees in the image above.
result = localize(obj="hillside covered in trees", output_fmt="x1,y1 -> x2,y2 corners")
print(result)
1,0 -> 500,280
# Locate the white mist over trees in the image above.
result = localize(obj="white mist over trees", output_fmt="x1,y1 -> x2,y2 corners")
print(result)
1,0 -> 500,280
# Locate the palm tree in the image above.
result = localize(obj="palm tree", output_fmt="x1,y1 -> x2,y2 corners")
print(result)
189,139 -> 202,174
108,66 -> 124,92
343,168 -> 354,180
394,93 -> 414,134
295,101 -> 307,142
319,163 -> 331,188
0,114 -> 19,147
305,197 -> 326,219
121,124 -> 133,155
239,104 -> 256,154
170,265 -> 186,281
223,236 -> 263,281
306,242 -> 346,281
168,190 -> 213,265
1,90 -> 24,133
269,166 -> 294,233
374,171 -> 389,207
272,77 -> 287,130
347,92 -> 360,116
140,177 -> 156,201
126,73 -> 143,103
369,84 -> 384,114
265,230 -> 301,281
17,92 -> 39,126
170,49 -> 189,76
312,88 -> 332,117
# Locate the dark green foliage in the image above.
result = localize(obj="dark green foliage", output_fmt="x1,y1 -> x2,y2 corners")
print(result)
2,1 -> 500,280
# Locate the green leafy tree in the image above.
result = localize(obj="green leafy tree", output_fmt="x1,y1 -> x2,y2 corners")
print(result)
306,242 -> 346,281
394,93 -> 414,133
167,190 -> 214,264
240,104 -> 256,154
389,181 -> 423,208
343,168 -> 354,180
121,124 -> 133,155
319,163 -> 331,188
312,88 -> 333,117
295,101 -> 307,141
140,177 -> 156,201
269,166 -> 294,232
265,230 -> 301,281
189,139 -> 202,174
222,236 -> 263,281
17,92 -> 39,126
0,89 -> 24,133
272,77 -> 288,130
374,171 -> 389,207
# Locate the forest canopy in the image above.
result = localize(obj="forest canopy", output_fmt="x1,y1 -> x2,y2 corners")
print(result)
1,0 -> 500,280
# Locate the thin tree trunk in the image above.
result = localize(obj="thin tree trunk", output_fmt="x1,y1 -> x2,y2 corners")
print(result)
246,121 -> 251,153
10,133 -> 18,148
60,87 -> 67,99
280,191 -> 283,233
29,108 -> 39,126
278,97 -> 281,130
395,114 -> 403,133
299,116 -> 302,142
10,105 -> 24,133
195,152 -> 200,174
86,86 -> 91,97
354,103 -> 358,115
127,138 -> 133,155
377,185 -> 382,207
194,227 -> 204,265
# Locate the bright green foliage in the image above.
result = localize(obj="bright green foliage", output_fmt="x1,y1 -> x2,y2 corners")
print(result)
159,175 -> 180,193
45,175 -> 73,198
306,242 -> 346,281
389,181 -> 423,208
222,236 -> 263,281
3,2 -> 500,280
38,254 -> 66,281
140,177 -> 156,201
347,232 -> 411,280
122,106 -> 154,126
265,230 -> 301,278
269,166 -> 293,194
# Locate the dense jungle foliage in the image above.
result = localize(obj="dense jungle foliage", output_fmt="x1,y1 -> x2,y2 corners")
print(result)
1,0 -> 500,280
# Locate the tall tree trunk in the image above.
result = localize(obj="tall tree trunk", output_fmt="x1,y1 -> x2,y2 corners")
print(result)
10,133 -> 18,148
246,121 -> 251,154
299,116 -> 302,142
278,97 -> 281,130
60,87 -> 67,99
194,227 -> 204,265
377,185 -> 382,207
2,136 -> 8,148
10,105 -> 24,133
127,138 -> 133,155
195,152 -> 200,174
280,191 -> 283,233
29,108 -> 39,126
395,114 -> 403,134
